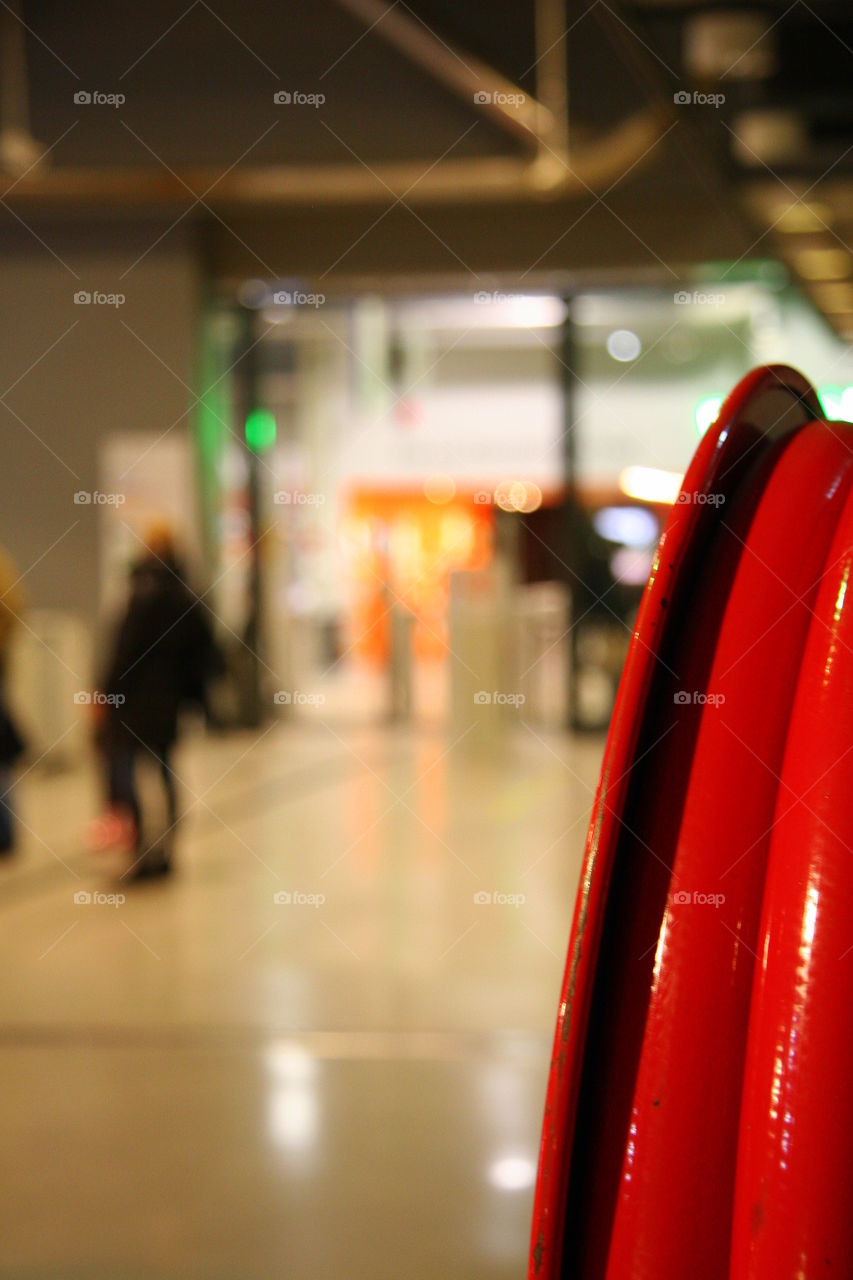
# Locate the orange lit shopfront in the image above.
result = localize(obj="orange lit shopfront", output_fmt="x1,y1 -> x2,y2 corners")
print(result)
339,488 -> 494,662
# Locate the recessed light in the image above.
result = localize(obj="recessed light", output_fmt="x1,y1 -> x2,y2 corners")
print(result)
606,329 -> 642,361
489,1156 -> 537,1192
731,111 -> 806,166
774,202 -> 832,233
794,248 -> 851,281
619,466 -> 684,505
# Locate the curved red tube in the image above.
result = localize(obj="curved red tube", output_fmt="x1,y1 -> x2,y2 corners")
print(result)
604,421 -> 853,1280
731,477 -> 853,1276
529,366 -> 826,1278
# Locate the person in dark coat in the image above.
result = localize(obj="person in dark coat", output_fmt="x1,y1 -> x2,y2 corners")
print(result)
0,545 -> 25,855
98,527 -> 219,878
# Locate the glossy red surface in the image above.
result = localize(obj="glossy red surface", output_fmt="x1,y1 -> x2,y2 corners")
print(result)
731,480 -> 853,1276
604,421 -> 853,1280
525,366 -> 824,1274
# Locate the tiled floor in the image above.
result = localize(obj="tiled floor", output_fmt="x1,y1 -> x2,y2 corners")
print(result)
0,717 -> 603,1278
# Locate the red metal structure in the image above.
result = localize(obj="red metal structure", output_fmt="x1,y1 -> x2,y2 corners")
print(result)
530,367 -> 853,1278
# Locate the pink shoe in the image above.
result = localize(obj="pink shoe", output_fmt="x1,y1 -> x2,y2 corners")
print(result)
86,809 -> 137,855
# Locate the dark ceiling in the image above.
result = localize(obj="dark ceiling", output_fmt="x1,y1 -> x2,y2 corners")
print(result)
2,0 -> 853,329
18,0 -> 652,166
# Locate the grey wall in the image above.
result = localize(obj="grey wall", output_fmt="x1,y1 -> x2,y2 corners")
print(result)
0,222 -> 199,618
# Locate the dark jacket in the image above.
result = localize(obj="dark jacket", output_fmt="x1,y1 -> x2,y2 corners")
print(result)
104,560 -> 218,750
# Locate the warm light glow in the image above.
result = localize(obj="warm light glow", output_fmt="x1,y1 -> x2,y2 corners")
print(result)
267,1089 -> 318,1150
494,479 -> 543,513
773,201 -> 832,233
802,881 -> 819,949
834,565 -> 849,622
415,295 -> 567,330
794,247 -> 851,280
423,473 -> 456,505
343,490 -> 491,662
265,1041 -> 316,1084
619,466 -> 684,505
265,1042 -> 319,1152
503,296 -> 567,329
488,1155 -> 537,1191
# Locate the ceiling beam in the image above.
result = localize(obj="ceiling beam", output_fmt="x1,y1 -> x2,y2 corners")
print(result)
1,109 -> 666,210
332,0 -> 553,151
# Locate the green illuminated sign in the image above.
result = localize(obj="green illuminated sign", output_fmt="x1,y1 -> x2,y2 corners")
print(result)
245,408 -> 277,451
695,395 -> 724,437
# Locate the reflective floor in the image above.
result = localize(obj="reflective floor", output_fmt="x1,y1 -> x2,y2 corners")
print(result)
0,719 -> 602,1278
